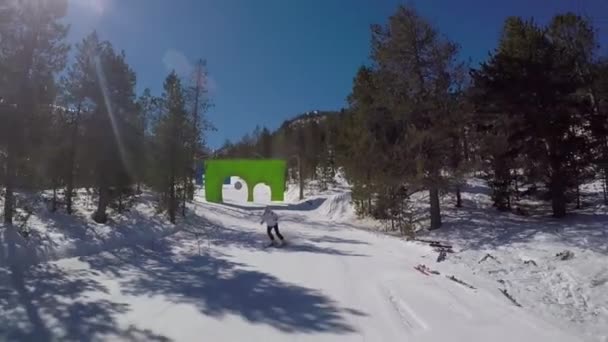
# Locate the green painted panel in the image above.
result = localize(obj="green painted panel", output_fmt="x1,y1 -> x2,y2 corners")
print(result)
204,159 -> 286,203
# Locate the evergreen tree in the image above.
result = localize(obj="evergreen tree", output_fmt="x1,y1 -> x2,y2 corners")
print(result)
471,16 -> 595,217
184,59 -> 213,203
363,5 -> 464,229
258,127 -> 273,157
151,71 -> 191,223
61,32 -> 138,222
594,59 -> 608,203
0,0 -> 69,223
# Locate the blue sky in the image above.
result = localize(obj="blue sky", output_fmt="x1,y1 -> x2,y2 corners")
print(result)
65,0 -> 608,149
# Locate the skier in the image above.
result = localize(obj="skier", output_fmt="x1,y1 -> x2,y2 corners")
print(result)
260,206 -> 284,247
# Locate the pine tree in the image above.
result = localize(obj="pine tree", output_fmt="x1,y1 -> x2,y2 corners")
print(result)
258,127 -> 273,157
133,88 -> 158,193
471,16 -> 595,217
594,59 -> 608,203
60,33 -> 102,214
184,59 -> 213,204
367,5 -> 464,229
0,0 -> 69,223
151,71 -> 191,223
60,32 -> 138,223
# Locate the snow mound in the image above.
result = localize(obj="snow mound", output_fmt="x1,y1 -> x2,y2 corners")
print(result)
316,192 -> 356,222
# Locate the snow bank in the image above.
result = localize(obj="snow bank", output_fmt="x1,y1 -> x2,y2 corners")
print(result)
0,190 -> 179,268
316,192 -> 356,222
418,178 -> 608,342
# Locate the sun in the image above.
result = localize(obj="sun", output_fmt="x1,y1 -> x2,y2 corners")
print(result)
70,0 -> 107,16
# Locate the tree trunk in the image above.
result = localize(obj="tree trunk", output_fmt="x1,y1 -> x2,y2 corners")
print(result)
513,176 -> 520,201
65,177 -> 74,215
187,176 -> 194,201
51,186 -> 57,212
429,186 -> 442,230
550,176 -> 567,218
93,184 -> 109,223
4,146 -> 15,224
603,168 -> 608,205
182,179 -> 187,217
169,181 -> 176,224
462,126 -> 470,162
455,186 -> 462,208
298,155 -> 304,200
552,193 -> 567,218
576,184 -> 581,209
66,105 -> 81,215
118,193 -> 124,214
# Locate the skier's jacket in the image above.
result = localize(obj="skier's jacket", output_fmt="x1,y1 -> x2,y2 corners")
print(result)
261,208 -> 278,226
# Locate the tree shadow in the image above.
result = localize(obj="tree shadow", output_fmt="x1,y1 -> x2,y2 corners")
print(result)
219,197 -> 327,212
200,201 -> 373,234
182,212 -> 368,257
1,199 -> 176,267
421,201 -> 608,255
86,240 -> 366,335
0,262 -> 171,341
307,235 -> 370,246
461,182 -> 492,196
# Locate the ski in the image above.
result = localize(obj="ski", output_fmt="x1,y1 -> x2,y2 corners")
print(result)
264,240 -> 287,249
430,242 -> 453,249
499,288 -> 522,307
414,238 -> 446,245
414,265 -> 430,276
414,264 -> 440,275
446,275 -> 476,289
479,253 -> 500,264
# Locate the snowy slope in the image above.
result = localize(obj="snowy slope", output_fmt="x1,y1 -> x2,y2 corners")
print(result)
419,178 -> 608,342
0,184 -> 587,341
0,190 -> 179,268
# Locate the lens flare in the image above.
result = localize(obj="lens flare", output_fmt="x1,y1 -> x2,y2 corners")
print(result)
94,55 -> 134,179
71,0 -> 107,16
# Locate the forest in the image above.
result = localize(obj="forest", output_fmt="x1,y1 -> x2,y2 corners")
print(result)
0,0 -> 212,225
220,7 -> 608,234
2,1 -> 608,235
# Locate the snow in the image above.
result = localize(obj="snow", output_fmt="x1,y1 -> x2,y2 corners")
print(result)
419,178 -> 608,342
0,177 -> 604,341
0,190 -> 179,267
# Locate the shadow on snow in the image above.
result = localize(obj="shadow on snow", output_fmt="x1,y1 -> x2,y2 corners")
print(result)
182,210 -> 369,257
0,262 -> 170,341
86,238 -> 366,335
219,197 -> 327,212
0,214 -> 366,340
419,197 -> 608,255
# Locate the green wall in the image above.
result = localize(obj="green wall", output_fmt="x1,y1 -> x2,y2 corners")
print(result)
204,159 -> 286,203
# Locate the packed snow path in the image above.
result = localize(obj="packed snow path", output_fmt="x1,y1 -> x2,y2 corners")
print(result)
0,193 -> 583,341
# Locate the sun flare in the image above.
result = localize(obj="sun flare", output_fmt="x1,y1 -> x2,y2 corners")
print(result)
71,0 -> 107,16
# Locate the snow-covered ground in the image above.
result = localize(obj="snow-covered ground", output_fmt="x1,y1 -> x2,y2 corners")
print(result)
419,178 -> 608,342
0,178 -> 605,341
0,190 -> 179,267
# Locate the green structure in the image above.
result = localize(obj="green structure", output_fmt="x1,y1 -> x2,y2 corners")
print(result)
204,159 -> 286,203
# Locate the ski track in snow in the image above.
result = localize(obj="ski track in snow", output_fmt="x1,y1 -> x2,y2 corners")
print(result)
380,281 -> 430,333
